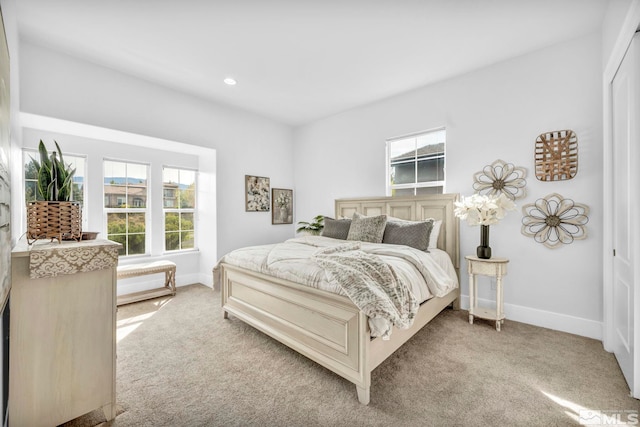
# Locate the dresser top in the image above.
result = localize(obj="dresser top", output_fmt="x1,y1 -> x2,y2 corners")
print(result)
12,237 -> 121,258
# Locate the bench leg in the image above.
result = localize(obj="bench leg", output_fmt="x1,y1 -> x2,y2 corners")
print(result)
165,268 -> 177,295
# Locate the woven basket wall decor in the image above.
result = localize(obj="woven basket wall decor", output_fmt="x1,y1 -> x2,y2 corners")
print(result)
534,130 -> 578,181
27,201 -> 82,243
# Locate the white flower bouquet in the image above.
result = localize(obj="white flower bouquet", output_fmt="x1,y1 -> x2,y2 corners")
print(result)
454,193 -> 516,226
275,192 -> 291,208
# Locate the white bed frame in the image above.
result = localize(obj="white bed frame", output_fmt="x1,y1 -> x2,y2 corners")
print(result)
220,194 -> 460,404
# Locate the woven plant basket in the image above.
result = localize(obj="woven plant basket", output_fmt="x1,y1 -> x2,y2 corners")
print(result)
27,201 -> 82,243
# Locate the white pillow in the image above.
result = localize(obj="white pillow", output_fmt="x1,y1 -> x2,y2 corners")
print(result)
428,219 -> 443,249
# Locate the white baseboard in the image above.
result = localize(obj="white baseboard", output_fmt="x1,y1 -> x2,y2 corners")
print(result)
459,295 -> 603,341
118,279 -> 603,340
199,273 -> 213,289
117,272 -> 203,296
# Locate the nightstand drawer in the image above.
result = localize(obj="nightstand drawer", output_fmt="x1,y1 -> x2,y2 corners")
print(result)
468,260 -> 507,276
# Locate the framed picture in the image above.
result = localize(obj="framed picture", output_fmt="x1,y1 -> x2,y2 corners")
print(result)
272,188 -> 293,224
245,175 -> 270,212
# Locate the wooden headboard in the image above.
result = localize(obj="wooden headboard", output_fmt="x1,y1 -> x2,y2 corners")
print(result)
335,194 -> 460,271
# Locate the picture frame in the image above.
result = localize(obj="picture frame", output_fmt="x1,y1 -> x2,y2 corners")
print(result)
245,175 -> 270,212
272,188 -> 293,224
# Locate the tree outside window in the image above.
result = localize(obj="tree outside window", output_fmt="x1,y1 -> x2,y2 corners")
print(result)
104,160 -> 148,256
163,167 -> 196,251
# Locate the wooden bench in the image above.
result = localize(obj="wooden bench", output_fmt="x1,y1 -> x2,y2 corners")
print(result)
116,260 -> 176,306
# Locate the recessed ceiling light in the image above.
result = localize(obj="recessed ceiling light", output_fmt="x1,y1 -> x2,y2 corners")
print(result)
224,78 -> 237,86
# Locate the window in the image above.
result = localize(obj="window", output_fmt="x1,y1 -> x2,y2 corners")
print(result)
387,128 -> 445,196
163,167 -> 196,251
23,148 -> 87,227
104,160 -> 148,256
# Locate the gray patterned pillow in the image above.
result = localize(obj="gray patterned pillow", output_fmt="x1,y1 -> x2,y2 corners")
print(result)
383,218 -> 434,251
346,212 -> 387,243
321,217 -> 352,240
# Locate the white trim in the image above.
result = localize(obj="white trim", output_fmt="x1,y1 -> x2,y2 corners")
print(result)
20,113 -> 206,156
161,166 -> 198,252
200,273 -> 213,289
602,0 -> 640,352
386,128 -> 446,196
103,160 -> 151,257
460,295 -> 602,340
386,126 -> 446,143
390,181 -> 445,190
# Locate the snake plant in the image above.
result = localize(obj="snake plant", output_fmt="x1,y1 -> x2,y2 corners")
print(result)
30,140 -> 76,201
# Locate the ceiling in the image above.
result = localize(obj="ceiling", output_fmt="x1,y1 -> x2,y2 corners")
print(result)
16,0 -> 608,127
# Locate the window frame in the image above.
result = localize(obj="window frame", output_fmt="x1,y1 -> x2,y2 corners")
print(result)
386,127 -> 446,196
22,148 -> 89,229
103,159 -> 150,258
162,166 -> 197,253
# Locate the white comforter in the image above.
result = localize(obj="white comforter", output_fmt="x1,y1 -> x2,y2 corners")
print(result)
214,235 -> 459,337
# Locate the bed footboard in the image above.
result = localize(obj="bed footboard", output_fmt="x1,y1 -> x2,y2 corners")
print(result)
221,263 -> 372,401
220,263 -> 458,404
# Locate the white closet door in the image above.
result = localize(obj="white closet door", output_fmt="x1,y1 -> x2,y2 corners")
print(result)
611,32 -> 640,398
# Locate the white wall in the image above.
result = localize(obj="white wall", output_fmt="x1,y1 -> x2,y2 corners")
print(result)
293,33 -> 603,339
13,17 -> 608,339
602,0 -> 638,69
19,41 -> 296,267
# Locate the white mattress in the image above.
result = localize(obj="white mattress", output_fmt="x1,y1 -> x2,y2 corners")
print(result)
216,236 -> 458,303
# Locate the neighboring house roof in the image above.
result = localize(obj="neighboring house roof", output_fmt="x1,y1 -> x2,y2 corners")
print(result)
391,142 -> 445,162
104,185 -> 148,197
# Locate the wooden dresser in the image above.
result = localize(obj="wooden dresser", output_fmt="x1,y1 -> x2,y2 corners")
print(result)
9,238 -> 120,427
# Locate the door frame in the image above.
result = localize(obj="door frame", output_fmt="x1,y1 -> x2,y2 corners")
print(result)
603,2 -> 640,353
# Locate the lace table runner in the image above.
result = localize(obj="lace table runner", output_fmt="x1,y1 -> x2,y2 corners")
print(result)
28,240 -> 120,279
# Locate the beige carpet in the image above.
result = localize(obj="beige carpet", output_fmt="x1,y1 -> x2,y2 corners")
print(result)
66,284 -> 639,426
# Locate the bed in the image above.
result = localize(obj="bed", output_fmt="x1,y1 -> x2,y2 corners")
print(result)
215,194 -> 460,404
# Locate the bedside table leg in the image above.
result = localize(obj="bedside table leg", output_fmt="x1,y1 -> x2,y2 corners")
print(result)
468,270 -> 475,322
496,275 -> 504,322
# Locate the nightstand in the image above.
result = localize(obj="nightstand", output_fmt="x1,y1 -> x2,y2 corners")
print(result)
465,255 -> 509,331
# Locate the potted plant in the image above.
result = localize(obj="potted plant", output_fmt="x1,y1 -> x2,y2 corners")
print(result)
27,140 -> 82,243
296,215 -> 324,235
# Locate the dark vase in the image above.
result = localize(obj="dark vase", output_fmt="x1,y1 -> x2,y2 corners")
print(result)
477,225 -> 492,259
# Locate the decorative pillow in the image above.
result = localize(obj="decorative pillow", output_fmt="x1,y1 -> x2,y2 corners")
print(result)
346,212 -> 387,243
383,218 -> 434,251
321,217 -> 352,240
428,219 -> 443,249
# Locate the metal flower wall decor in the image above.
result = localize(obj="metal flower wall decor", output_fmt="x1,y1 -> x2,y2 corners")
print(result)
521,193 -> 589,249
472,159 -> 527,200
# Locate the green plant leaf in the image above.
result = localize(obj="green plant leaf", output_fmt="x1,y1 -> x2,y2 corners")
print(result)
32,140 -> 76,201
296,215 -> 325,233
54,140 -> 65,167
